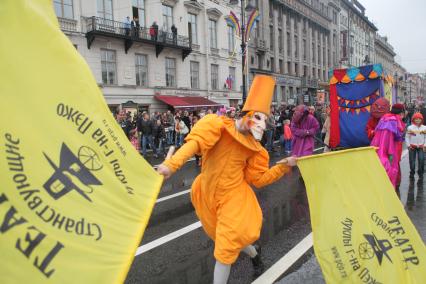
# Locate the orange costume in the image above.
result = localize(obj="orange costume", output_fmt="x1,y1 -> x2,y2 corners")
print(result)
163,76 -> 291,265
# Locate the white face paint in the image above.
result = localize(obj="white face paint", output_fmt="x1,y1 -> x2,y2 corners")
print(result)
249,112 -> 267,141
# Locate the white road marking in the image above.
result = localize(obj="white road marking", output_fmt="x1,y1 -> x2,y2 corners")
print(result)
135,221 -> 202,256
156,189 -> 191,203
251,233 -> 313,284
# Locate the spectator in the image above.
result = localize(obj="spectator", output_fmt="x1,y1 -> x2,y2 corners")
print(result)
171,24 -> 177,44
124,16 -> 131,36
137,112 -> 158,158
129,128 -> 140,152
406,113 -> 426,180
282,119 -> 292,155
291,105 -> 319,157
322,106 -> 331,152
150,21 -> 158,41
192,115 -> 202,166
165,110 -> 175,145
265,113 -> 275,152
119,115 -> 132,138
153,119 -> 166,157
175,116 -> 189,147
182,111 -> 191,132
131,17 -> 139,37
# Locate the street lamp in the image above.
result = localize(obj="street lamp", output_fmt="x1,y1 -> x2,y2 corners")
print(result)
229,0 -> 256,104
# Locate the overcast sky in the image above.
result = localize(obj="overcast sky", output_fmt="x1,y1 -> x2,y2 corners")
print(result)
361,0 -> 426,74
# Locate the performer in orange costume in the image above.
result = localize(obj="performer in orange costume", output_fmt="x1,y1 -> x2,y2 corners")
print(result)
157,75 -> 297,283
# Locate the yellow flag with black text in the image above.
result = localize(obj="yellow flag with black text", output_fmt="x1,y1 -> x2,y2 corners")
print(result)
0,1 -> 163,283
298,147 -> 426,283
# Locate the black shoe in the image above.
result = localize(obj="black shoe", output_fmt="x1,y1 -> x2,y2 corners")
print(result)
251,244 -> 265,279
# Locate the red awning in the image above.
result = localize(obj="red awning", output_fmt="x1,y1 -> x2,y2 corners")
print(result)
155,95 -> 221,109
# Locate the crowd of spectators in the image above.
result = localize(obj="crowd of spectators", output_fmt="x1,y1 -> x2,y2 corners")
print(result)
115,104 -> 328,160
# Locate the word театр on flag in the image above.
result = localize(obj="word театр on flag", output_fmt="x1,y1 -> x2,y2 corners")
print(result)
0,1 -> 163,283
298,147 -> 426,283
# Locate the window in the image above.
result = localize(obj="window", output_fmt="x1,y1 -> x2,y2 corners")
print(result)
165,58 -> 176,87
228,26 -> 235,52
286,32 -> 291,57
279,59 -> 284,74
271,57 -> 275,72
286,62 -> 290,75
190,61 -> 199,89
54,0 -> 73,19
211,64 -> 219,90
294,63 -> 298,76
209,20 -> 217,49
294,35 -> 298,58
135,54 -> 148,86
303,39 -> 306,60
228,67 -> 236,90
132,0 -> 145,27
312,42 -> 315,63
162,5 -> 173,32
318,45 -> 321,64
101,49 -> 116,85
270,26 -> 274,51
188,13 -> 198,44
278,30 -> 283,53
97,0 -> 113,20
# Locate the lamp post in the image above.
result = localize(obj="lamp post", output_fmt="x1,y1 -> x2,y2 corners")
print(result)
230,0 -> 255,104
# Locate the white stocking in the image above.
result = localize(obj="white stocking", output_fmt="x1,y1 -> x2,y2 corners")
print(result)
242,245 -> 258,258
213,261 -> 231,284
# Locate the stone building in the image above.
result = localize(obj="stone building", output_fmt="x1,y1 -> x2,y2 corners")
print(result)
338,0 -> 376,68
248,0 -> 340,106
374,34 -> 396,75
54,0 -> 243,114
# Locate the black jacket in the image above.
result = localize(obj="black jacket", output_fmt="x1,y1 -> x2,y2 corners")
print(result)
137,118 -> 153,135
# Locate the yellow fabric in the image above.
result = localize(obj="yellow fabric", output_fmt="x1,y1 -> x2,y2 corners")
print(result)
0,1 -> 163,283
242,75 -> 275,115
164,115 -> 290,264
298,147 -> 426,283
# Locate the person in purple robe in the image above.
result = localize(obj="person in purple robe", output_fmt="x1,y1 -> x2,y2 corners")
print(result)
291,105 -> 320,157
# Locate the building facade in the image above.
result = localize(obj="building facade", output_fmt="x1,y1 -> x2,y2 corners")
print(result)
55,0 -> 243,114
248,0 -> 340,106
374,34 -> 396,75
338,0 -> 376,68
392,62 -> 407,103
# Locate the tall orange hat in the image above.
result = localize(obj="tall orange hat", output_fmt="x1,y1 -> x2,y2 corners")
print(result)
242,75 -> 275,115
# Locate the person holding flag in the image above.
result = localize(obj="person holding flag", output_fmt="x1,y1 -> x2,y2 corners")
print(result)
157,75 -> 297,283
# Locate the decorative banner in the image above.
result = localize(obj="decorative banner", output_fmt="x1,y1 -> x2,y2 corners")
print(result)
226,11 -> 241,37
245,9 -> 259,40
0,1 -> 163,283
298,148 -> 426,283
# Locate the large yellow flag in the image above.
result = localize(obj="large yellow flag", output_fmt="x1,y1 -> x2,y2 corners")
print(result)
298,147 -> 426,283
0,1 -> 162,283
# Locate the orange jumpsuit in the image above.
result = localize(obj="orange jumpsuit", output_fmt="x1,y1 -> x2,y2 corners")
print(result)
164,114 -> 290,264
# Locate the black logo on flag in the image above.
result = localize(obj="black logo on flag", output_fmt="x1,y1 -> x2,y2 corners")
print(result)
362,233 -> 393,265
43,143 -> 102,202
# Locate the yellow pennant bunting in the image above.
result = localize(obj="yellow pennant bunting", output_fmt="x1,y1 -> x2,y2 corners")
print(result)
356,108 -> 361,115
366,106 -> 371,112
0,1 -> 163,283
298,148 -> 426,283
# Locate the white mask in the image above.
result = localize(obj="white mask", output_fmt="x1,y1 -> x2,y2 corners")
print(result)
249,112 -> 267,141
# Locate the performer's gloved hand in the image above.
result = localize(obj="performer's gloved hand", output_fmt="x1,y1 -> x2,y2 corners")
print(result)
410,144 -> 417,149
277,156 -> 298,167
157,164 -> 172,179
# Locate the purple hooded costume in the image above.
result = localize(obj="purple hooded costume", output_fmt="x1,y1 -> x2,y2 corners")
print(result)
291,105 -> 320,157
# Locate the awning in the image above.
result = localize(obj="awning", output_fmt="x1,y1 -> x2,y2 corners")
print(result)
155,95 -> 222,109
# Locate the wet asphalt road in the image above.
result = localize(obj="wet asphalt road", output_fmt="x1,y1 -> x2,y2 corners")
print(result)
125,147 -> 425,284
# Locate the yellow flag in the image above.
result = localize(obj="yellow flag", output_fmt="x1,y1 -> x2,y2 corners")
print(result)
298,148 -> 426,283
0,1 -> 162,283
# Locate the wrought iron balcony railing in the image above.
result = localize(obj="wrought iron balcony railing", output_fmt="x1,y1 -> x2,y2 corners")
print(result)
84,16 -> 192,60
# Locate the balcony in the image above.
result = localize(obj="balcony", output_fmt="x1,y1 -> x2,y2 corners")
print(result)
58,17 -> 77,33
84,17 -> 192,60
